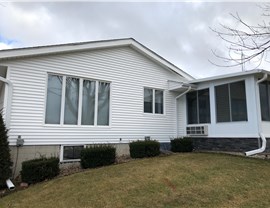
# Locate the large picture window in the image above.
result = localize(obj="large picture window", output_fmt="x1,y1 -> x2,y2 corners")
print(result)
215,80 -> 247,122
187,88 -> 210,124
259,81 -> 270,121
45,74 -> 110,126
144,88 -> 164,114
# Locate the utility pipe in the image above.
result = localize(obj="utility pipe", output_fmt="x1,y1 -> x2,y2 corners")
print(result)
245,73 -> 268,156
6,179 -> 15,190
0,76 -> 13,129
175,86 -> 192,137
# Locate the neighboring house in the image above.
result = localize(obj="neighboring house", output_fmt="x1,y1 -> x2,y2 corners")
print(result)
0,38 -> 269,175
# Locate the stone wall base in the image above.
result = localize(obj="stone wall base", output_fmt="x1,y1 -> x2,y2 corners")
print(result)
192,137 -> 270,153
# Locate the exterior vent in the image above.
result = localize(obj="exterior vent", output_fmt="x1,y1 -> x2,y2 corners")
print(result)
186,126 -> 208,136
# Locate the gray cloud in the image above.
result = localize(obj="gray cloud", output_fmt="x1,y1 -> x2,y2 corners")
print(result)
0,2 -> 263,78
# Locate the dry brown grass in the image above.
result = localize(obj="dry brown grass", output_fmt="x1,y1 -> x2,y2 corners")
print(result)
1,153 -> 270,208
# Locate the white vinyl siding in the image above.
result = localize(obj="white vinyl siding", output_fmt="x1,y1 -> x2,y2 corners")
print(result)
4,46 -> 183,145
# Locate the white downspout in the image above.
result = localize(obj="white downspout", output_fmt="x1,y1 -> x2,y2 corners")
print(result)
6,179 -> 15,190
175,86 -> 192,137
245,73 -> 268,156
0,76 -> 13,129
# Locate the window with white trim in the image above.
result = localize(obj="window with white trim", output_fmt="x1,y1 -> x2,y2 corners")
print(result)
45,74 -> 110,125
144,88 -> 164,114
187,88 -> 211,124
259,81 -> 270,121
62,145 -> 84,161
215,80 -> 247,122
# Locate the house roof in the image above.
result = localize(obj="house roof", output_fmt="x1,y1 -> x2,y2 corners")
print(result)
0,38 -> 194,80
189,69 -> 270,84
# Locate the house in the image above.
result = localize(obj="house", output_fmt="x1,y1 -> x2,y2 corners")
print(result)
0,38 -> 269,175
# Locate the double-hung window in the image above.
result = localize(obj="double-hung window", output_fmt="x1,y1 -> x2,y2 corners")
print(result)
187,88 -> 211,124
215,80 -> 247,122
259,81 -> 270,121
45,74 -> 110,126
144,88 -> 164,114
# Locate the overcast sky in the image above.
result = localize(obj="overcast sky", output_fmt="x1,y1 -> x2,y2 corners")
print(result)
0,2 -> 266,78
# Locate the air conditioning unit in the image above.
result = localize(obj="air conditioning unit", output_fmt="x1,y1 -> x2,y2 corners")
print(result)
186,125 -> 208,136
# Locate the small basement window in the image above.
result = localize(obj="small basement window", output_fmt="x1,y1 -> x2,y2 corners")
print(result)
61,145 -> 84,162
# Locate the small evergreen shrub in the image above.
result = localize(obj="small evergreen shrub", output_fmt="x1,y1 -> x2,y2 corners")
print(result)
21,157 -> 59,184
171,137 -> 193,152
0,111 -> 12,188
80,145 -> 116,169
129,140 -> 160,158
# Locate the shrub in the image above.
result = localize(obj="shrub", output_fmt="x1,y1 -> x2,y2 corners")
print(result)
0,111 -> 12,188
80,145 -> 116,169
21,157 -> 59,184
171,137 -> 193,152
129,140 -> 160,158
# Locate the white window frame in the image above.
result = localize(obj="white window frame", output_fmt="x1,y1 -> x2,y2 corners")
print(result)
60,145 -> 85,163
143,87 -> 164,115
44,73 -> 111,127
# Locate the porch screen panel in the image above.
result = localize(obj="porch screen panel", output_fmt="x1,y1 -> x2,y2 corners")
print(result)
215,84 -> 230,122
155,90 -> 164,114
259,81 -> 270,121
97,82 -> 110,125
230,81 -> 247,121
198,89 -> 211,123
82,80 -> 96,125
144,88 -> 153,113
45,75 -> 62,124
187,91 -> 198,124
64,77 -> 80,124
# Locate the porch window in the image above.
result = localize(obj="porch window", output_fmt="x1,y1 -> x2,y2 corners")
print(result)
144,88 -> 164,114
187,88 -> 210,124
259,81 -> 270,121
45,74 -> 110,126
215,80 -> 247,122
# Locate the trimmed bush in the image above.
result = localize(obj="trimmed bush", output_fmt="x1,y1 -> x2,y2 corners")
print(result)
171,137 -> 193,152
129,140 -> 160,158
0,111 -> 12,188
21,157 -> 59,184
80,145 -> 116,169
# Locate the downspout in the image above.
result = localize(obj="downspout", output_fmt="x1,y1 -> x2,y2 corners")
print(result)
245,73 -> 268,156
0,76 -> 13,129
175,86 -> 192,137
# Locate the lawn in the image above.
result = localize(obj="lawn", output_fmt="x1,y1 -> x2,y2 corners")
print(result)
1,153 -> 270,208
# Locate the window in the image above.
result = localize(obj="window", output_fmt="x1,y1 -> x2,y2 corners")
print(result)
97,82 -> 110,125
187,88 -> 210,124
215,80 -> 247,122
81,80 -> 96,125
45,75 -> 62,124
144,88 -> 164,114
62,145 -> 84,161
64,77 -> 79,124
259,81 -> 270,121
45,74 -> 110,126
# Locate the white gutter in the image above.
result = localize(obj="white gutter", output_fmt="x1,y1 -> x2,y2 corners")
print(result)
245,73 -> 268,156
175,86 -> 192,137
0,76 -> 13,129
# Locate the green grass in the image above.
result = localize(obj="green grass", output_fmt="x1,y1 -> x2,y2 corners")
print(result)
1,153 -> 270,208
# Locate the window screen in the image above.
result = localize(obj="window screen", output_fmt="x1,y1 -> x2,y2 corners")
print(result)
187,91 -> 198,124
155,90 -> 164,114
144,88 -> 153,113
82,80 -> 96,125
97,82 -> 110,125
259,81 -> 270,121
